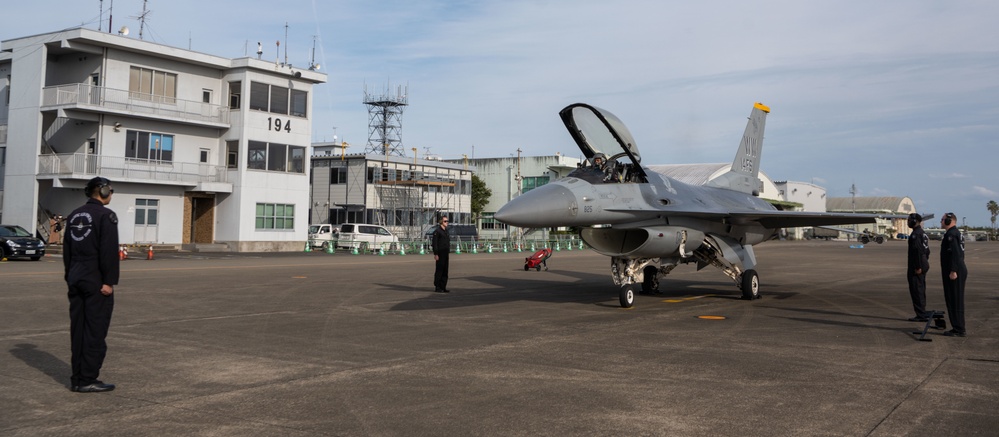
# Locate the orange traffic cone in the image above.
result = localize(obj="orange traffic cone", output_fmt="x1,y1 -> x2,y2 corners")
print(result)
119,245 -> 125,260
146,245 -> 154,260
122,245 -> 129,260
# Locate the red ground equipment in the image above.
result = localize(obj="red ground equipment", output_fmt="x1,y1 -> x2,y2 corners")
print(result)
524,248 -> 552,271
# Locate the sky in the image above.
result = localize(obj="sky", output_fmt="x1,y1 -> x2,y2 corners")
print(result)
4,0 -> 998,226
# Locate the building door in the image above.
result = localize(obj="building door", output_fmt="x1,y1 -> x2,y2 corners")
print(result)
89,74 -> 101,105
134,199 -> 159,243
189,196 -> 214,243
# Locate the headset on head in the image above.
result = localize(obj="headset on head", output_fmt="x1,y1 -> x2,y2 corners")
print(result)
943,212 -> 956,226
907,213 -> 922,228
85,177 -> 113,199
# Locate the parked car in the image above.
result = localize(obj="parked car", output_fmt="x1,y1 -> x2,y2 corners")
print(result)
308,224 -> 338,250
336,223 -> 399,250
0,224 -> 46,261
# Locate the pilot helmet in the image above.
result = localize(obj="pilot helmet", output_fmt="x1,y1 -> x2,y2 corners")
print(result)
593,153 -> 607,165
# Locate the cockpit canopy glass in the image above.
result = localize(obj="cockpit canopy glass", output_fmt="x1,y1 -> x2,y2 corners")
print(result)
560,104 -> 641,165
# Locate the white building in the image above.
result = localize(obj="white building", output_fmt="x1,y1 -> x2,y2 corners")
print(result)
774,180 -> 827,240
0,27 -> 326,251
310,145 -> 473,241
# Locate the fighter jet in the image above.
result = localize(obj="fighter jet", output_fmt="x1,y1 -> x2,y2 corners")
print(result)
495,102 -> 904,308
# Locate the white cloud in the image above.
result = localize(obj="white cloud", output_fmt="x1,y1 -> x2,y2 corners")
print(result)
973,186 -> 998,197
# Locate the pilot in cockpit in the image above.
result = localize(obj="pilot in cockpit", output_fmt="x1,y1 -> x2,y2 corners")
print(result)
592,153 -> 606,170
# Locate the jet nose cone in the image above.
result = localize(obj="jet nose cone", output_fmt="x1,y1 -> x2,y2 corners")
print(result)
495,183 -> 577,228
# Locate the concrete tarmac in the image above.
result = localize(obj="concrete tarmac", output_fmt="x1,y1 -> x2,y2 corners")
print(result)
1,241 -> 997,436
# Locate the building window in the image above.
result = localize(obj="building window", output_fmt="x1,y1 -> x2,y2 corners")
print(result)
481,213 -> 507,230
330,166 -> 347,184
247,140 -> 305,173
522,176 -> 550,194
290,89 -> 307,117
269,86 -> 289,115
200,148 -> 210,164
256,203 -> 295,230
226,140 -> 239,169
128,67 -> 177,104
4,74 -> 9,105
228,81 -> 241,109
248,141 -> 267,170
249,82 -> 269,111
248,82 -> 307,117
202,89 -> 212,104
125,130 -> 174,162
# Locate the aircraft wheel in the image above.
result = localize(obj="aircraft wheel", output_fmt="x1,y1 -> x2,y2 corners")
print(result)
741,269 -> 760,300
875,236 -> 885,244
619,285 -> 636,308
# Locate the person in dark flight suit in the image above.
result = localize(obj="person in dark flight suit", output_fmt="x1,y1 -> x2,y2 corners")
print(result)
906,213 -> 930,321
939,212 -> 968,337
432,216 -> 451,293
64,177 -> 120,392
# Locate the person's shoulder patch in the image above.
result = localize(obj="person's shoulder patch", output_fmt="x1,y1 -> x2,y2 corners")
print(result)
109,212 -> 118,224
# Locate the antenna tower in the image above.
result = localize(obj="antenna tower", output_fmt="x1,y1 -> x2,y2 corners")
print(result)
133,0 -> 151,40
363,83 -> 409,157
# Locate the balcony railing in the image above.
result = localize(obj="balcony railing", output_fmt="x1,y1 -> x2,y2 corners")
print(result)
42,83 -> 229,126
38,153 -> 228,185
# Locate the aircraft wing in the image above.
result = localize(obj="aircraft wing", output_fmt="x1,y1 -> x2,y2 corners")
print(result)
728,211 -> 907,229
601,207 -> 906,229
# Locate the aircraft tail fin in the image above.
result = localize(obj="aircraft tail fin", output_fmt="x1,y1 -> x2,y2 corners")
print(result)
706,102 -> 769,195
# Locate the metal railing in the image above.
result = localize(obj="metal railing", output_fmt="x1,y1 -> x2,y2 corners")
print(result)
41,83 -> 229,125
37,153 -> 228,184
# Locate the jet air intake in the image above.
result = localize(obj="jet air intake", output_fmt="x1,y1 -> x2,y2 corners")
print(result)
580,226 -> 705,258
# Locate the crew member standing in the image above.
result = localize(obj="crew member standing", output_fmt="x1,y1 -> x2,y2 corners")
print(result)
432,216 -> 451,293
906,213 -> 930,321
64,177 -> 120,392
939,212 -> 967,337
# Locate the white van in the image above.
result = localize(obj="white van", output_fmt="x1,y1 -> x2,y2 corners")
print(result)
308,224 -> 338,250
337,223 -> 399,250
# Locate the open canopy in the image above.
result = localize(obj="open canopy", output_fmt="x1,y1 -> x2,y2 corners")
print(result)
559,103 -> 642,167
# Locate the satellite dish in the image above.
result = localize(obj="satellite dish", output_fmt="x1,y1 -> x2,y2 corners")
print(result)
119,26 -> 130,36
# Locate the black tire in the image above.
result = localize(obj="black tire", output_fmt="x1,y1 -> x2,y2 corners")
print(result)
535,265 -> 541,271
642,265 -> 659,294
321,241 -> 331,250
741,269 -> 760,300
875,236 -> 885,244
860,236 -> 870,244
619,285 -> 636,308
524,264 -> 529,271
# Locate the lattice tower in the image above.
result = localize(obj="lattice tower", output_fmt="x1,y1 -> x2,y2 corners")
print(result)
363,84 -> 408,157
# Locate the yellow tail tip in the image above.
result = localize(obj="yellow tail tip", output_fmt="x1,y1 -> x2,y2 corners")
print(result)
754,102 -> 770,113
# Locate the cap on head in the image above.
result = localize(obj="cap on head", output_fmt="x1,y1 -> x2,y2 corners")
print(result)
85,177 -> 112,198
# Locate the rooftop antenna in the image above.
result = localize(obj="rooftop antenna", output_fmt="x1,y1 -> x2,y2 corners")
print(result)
283,22 -> 289,66
99,0 -> 103,32
256,41 -> 263,59
131,0 -> 151,41
308,35 -> 320,70
108,0 -> 114,34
